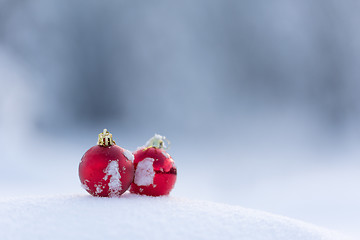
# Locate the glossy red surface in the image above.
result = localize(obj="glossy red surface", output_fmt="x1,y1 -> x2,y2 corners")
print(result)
79,145 -> 134,197
130,147 -> 177,196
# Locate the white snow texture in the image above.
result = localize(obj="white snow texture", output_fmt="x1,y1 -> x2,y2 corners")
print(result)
0,194 -> 349,240
103,160 -> 122,195
123,150 -> 134,161
134,158 -> 155,186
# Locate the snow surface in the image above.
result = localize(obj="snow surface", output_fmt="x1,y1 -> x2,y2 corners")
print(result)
0,128 -> 358,238
0,131 -> 358,238
0,194 -> 350,240
134,157 -> 155,186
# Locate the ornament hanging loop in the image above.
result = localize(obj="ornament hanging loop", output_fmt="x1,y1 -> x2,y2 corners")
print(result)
97,129 -> 116,146
145,134 -> 170,150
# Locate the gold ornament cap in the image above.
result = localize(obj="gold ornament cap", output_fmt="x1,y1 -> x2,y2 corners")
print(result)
97,129 -> 115,147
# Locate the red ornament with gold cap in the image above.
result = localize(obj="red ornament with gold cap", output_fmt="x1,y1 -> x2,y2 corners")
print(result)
79,129 -> 135,197
130,134 -> 177,196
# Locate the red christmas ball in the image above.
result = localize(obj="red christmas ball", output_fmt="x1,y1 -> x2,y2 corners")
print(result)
79,129 -> 134,197
130,135 -> 177,196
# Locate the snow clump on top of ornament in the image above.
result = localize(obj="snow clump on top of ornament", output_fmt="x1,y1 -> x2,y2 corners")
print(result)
140,134 -> 170,149
123,149 -> 134,161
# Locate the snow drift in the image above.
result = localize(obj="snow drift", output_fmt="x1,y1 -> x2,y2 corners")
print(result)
0,194 -> 350,240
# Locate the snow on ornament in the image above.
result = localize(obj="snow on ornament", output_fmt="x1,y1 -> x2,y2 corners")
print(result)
79,129 -> 134,197
130,134 -> 177,196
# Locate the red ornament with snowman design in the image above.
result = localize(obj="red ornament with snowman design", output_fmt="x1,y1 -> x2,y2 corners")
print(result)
130,134 -> 177,196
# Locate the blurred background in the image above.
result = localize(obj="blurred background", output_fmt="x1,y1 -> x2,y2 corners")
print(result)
0,0 -> 359,238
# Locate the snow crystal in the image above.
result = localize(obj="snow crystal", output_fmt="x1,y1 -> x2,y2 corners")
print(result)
95,184 -> 103,194
103,160 -> 122,196
134,158 -> 155,186
161,151 -> 170,159
81,180 -> 90,191
123,150 -> 134,161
